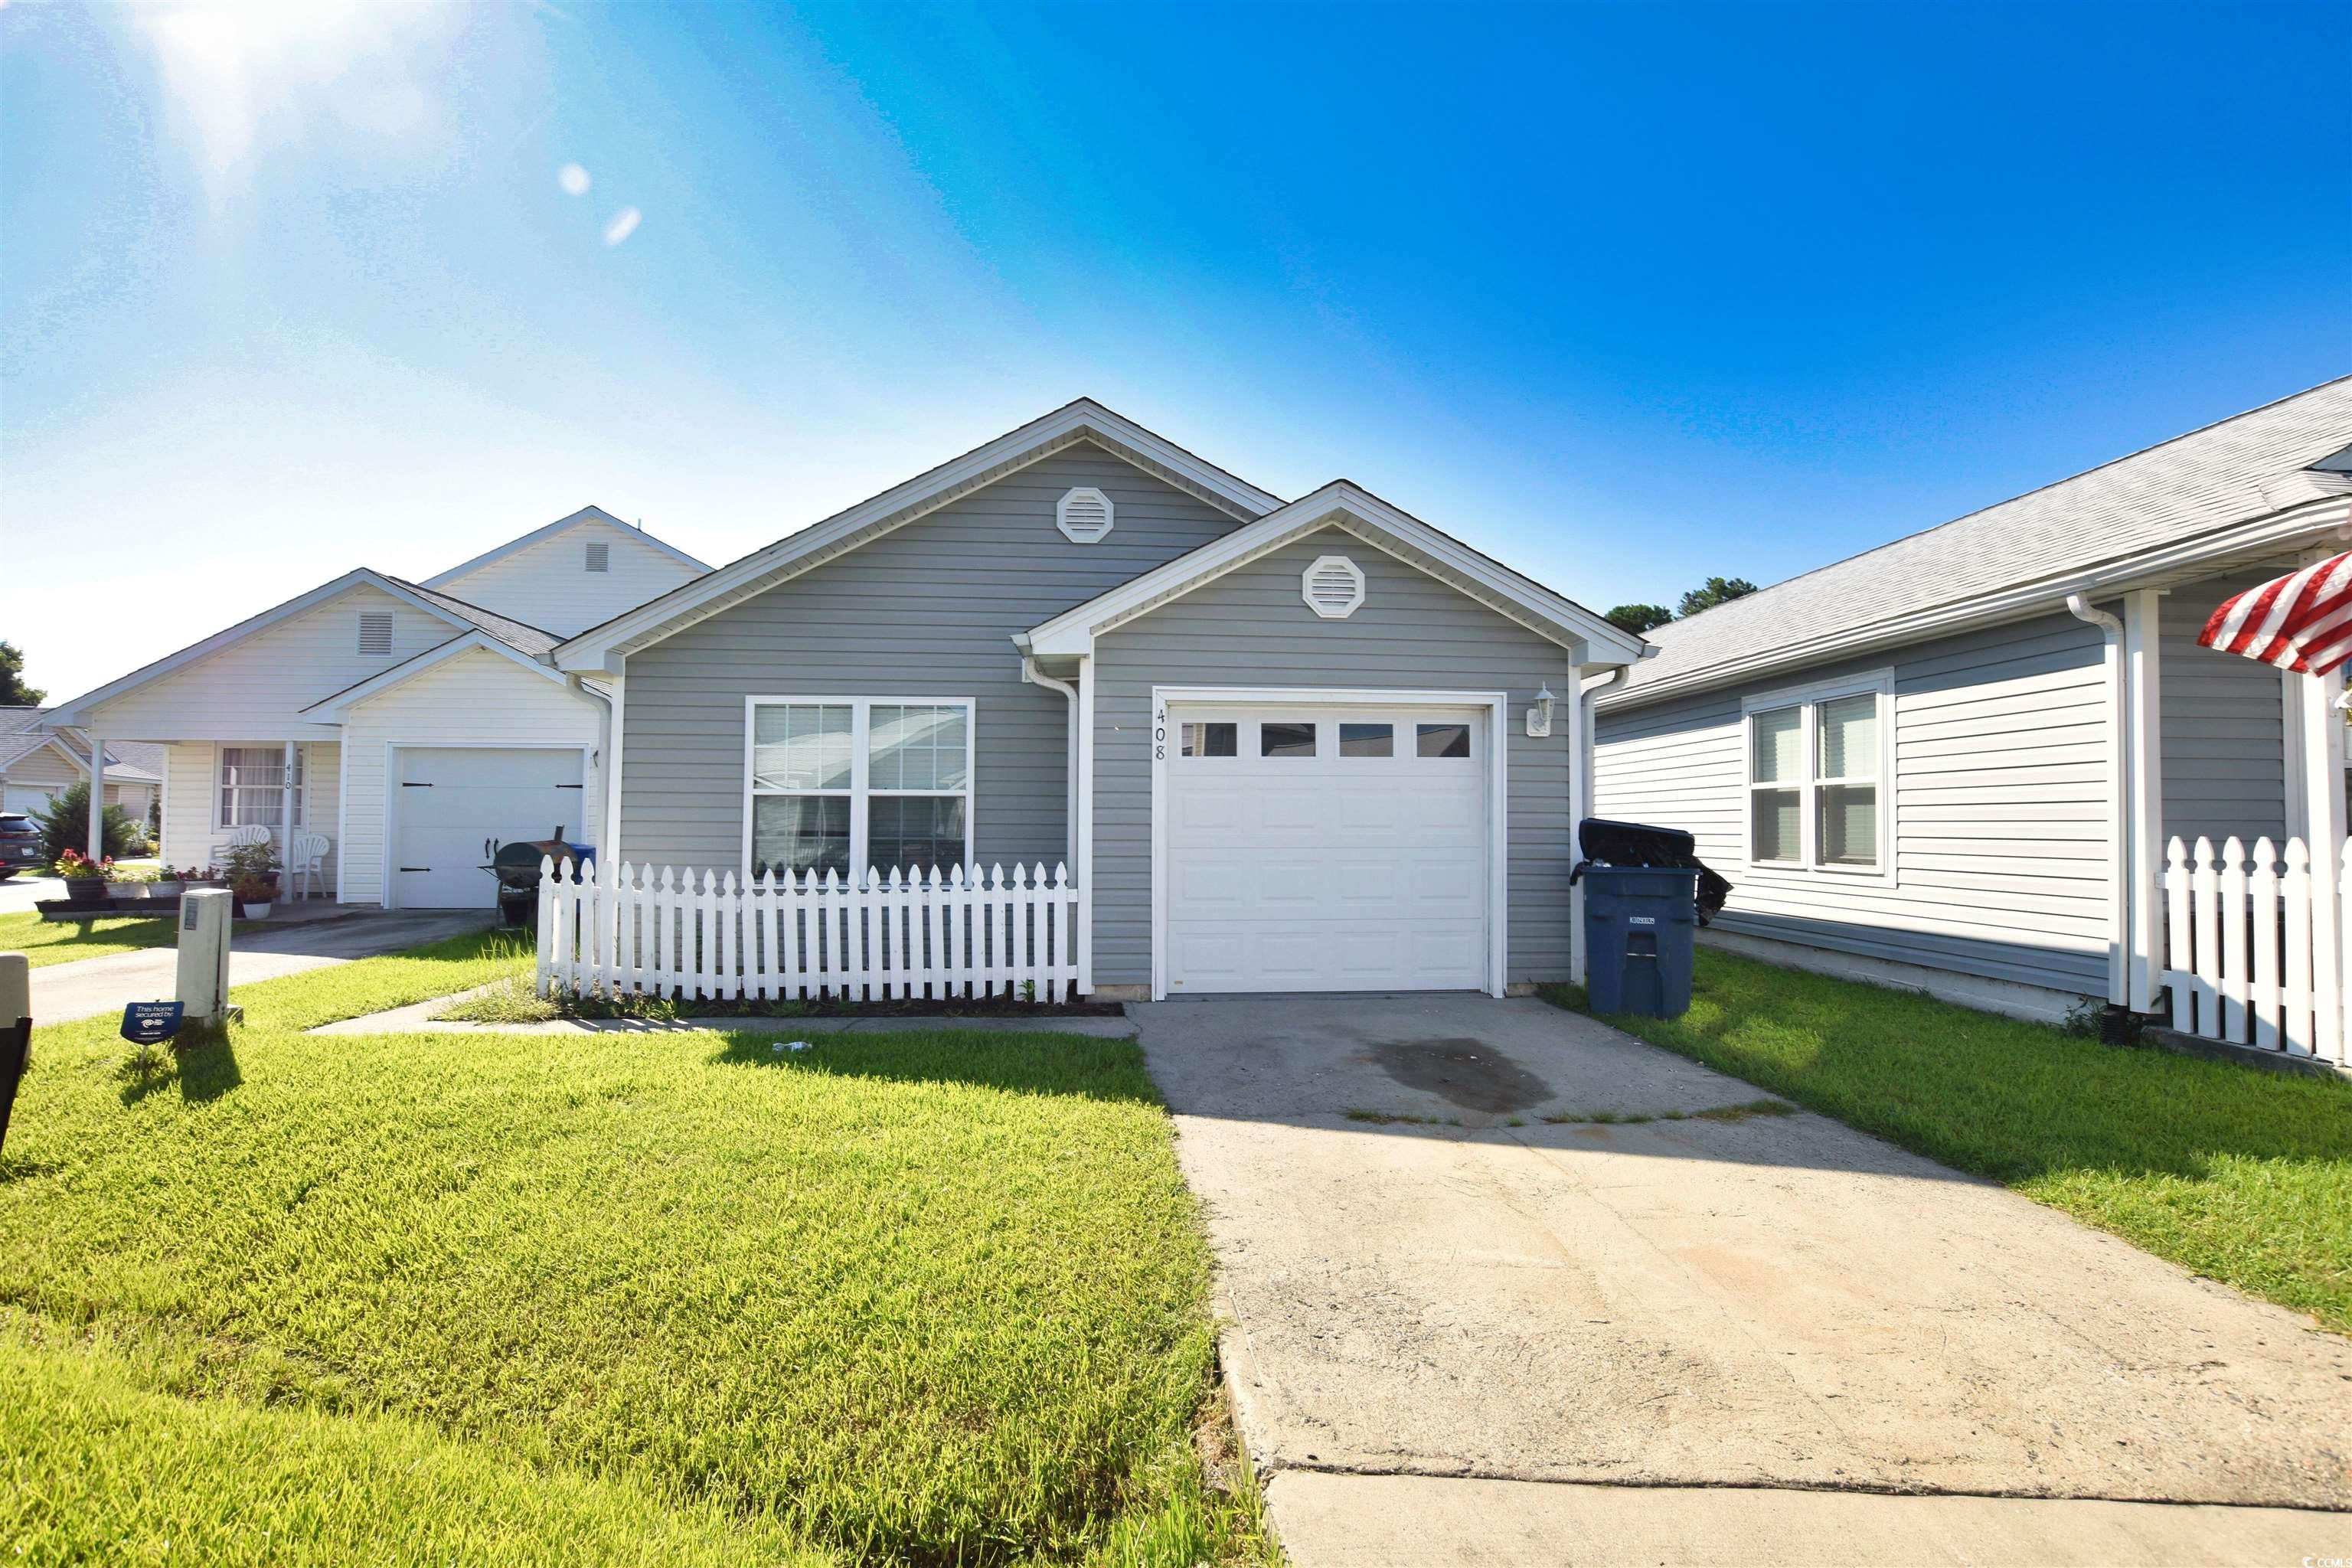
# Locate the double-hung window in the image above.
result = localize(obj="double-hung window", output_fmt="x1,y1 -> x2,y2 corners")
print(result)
746,698 -> 973,881
1743,673 -> 1890,874
219,746 -> 303,828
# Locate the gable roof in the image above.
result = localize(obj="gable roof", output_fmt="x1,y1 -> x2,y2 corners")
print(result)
299,630 -> 579,718
1612,376 -> 2352,707
553,400 -> 1288,671
1021,479 -> 1651,665
383,579 -> 562,658
0,720 -> 162,783
423,505 -> 710,588
43,570 -> 544,728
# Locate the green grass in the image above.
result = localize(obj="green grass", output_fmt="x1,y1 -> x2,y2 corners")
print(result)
0,907 -> 179,968
1544,949 -> 2352,1334
0,932 -> 1272,1566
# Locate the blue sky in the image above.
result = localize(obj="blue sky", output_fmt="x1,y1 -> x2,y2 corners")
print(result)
4,0 -> 2346,701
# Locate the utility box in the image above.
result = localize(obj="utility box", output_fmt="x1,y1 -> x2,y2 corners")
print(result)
176,889 -> 234,1023
1581,866 -> 1700,1018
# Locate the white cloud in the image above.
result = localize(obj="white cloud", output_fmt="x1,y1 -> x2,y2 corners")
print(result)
603,206 -> 641,246
557,162 -> 590,196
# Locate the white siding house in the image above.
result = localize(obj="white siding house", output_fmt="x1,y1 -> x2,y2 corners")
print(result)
1592,376 -> 2352,1070
41,507 -> 694,906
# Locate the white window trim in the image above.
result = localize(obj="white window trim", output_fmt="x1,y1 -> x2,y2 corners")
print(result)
740,696 -> 977,884
1739,668 -> 1896,885
217,743 -> 305,830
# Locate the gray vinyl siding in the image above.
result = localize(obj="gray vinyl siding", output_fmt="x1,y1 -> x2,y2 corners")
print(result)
1593,610 -> 2113,997
2161,570 -> 2289,848
1091,528 -> 1581,988
619,447 -> 1245,871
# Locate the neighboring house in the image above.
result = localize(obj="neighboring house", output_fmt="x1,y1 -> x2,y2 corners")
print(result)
43,507 -> 708,903
1591,377 -> 2352,1053
550,400 -> 1648,1000
0,707 -> 162,826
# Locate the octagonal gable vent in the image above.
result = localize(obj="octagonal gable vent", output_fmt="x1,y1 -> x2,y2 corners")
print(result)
1057,486 -> 1114,543
1302,554 -> 1367,619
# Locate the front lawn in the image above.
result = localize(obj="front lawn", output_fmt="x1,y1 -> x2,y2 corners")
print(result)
0,907 -> 178,968
0,933 -> 1269,1566
1545,949 -> 2352,1334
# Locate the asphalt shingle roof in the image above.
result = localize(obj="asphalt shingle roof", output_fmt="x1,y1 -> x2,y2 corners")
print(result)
1622,377 -> 2352,698
386,579 -> 562,658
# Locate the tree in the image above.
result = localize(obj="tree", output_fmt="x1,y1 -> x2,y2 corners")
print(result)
1604,603 -> 1675,635
0,642 -> 41,706
30,780 -> 146,863
1677,576 -> 1759,619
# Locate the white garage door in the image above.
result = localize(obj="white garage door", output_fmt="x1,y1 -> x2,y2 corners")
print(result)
393,747 -> 585,909
4,785 -> 58,815
1164,706 -> 1491,994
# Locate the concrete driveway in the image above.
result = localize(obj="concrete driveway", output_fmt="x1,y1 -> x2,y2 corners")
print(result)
1136,995 -> 2352,1566
26,910 -> 498,1023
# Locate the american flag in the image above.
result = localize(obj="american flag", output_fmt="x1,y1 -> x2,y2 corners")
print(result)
2198,551 -> 2352,676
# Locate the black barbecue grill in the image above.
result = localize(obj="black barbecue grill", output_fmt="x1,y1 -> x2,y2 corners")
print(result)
485,829 -> 595,926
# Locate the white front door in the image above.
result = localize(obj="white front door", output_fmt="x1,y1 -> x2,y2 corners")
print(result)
392,747 -> 584,909
1163,706 -> 1491,994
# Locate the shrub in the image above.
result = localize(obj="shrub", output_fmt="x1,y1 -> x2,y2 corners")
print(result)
31,782 -> 145,862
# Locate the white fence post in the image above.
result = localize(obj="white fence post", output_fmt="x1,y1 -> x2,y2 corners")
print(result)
2150,834 -> 2347,1066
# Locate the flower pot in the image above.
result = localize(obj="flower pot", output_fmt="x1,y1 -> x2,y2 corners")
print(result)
151,880 -> 185,897
106,881 -> 146,900
64,877 -> 106,905
240,902 -> 273,920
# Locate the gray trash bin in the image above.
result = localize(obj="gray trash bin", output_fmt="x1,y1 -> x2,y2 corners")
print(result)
1581,865 -> 1700,1018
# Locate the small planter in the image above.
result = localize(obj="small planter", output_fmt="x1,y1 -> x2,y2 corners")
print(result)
105,880 -> 147,900
151,880 -> 186,897
240,901 -> 273,920
63,877 -> 106,905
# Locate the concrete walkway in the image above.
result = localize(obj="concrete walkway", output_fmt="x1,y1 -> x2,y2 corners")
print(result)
26,910 -> 498,1023
1134,995 -> 2352,1566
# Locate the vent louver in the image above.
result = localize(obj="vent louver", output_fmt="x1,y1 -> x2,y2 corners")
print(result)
585,541 -> 611,573
358,612 -> 394,655
1056,486 -> 1114,543
1301,554 -> 1367,619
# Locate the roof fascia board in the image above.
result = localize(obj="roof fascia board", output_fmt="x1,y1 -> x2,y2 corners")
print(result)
423,506 -> 710,587
45,570 -> 483,728
1602,494 -> 2352,712
552,402 -> 1286,671
300,632 -> 573,718
1025,482 -> 1648,664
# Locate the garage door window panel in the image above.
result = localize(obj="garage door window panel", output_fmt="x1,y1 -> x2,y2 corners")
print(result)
747,697 -> 974,881
1416,723 -> 1471,759
1339,723 -> 1393,757
1260,721 -> 1317,757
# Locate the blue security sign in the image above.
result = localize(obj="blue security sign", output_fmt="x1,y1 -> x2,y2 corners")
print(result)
120,1002 -> 185,1047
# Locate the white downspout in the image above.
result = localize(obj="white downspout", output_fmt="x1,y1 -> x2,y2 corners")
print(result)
2120,590 -> 2166,1014
1575,668 -> 1626,988
565,672 -> 615,855
1020,656 -> 1080,871
87,732 -> 106,863
2067,594 -> 2129,1008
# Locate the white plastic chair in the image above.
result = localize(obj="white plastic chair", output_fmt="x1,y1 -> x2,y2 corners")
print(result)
289,832 -> 331,902
213,822 -> 270,873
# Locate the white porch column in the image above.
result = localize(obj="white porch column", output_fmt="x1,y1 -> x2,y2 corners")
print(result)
281,740 -> 297,861
87,733 -> 106,861
2301,666 -> 2347,1061
2122,590 -> 2165,1013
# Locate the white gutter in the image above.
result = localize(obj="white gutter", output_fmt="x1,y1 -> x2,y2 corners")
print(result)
2066,593 -> 2129,1008
1021,656 -> 1081,871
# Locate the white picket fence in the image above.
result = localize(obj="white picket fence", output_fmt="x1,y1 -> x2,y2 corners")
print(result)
2161,835 -> 2349,1066
537,860 -> 1080,1004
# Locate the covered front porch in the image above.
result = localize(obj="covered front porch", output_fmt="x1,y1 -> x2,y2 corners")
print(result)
2112,556 -> 2352,1070
91,736 -> 342,899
